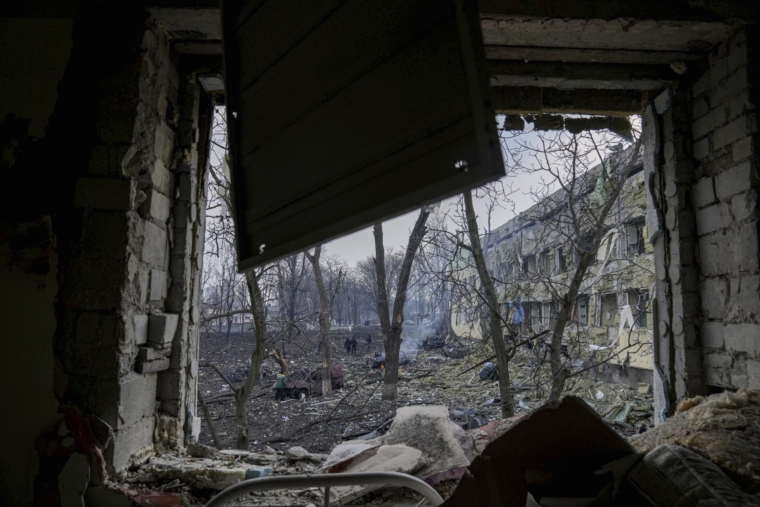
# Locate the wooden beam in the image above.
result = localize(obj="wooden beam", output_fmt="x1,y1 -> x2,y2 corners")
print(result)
488,60 -> 676,91
485,46 -> 703,65
492,86 -> 648,115
477,0 -> 753,22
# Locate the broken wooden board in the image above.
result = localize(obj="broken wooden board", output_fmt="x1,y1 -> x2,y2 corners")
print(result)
443,396 -> 635,506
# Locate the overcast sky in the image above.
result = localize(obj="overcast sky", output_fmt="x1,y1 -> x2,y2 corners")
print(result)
324,162 -> 545,266
324,123 -> 624,267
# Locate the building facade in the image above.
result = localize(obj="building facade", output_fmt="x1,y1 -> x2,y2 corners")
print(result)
452,151 -> 655,386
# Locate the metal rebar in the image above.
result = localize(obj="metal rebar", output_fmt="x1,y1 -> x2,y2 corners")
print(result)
324,485 -> 330,507
203,472 -> 444,507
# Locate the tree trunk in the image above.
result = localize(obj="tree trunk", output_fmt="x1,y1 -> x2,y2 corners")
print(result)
373,209 -> 430,401
464,191 -> 514,418
197,390 -> 222,449
231,270 -> 267,450
306,246 -> 333,396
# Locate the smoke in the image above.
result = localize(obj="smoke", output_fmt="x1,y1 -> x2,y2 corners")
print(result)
399,318 -> 443,353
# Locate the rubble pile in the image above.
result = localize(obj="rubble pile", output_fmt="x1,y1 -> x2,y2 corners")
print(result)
630,389 -> 760,493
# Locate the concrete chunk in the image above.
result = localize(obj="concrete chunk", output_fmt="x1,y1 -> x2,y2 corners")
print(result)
142,220 -> 167,267
148,314 -> 179,345
95,373 -> 157,430
149,269 -> 167,302
134,357 -> 170,374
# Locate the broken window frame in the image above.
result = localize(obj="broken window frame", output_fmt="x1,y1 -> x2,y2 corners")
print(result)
625,218 -> 646,257
523,255 -> 536,274
575,295 -> 590,326
599,293 -> 619,328
628,288 -> 649,329
555,246 -> 567,274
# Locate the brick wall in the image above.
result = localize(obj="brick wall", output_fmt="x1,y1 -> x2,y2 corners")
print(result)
690,28 -> 760,390
51,10 -> 209,474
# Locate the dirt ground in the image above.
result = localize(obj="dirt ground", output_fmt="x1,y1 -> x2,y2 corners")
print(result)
197,327 -> 653,455
107,327 -> 657,506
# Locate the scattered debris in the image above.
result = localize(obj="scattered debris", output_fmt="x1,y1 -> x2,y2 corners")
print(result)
630,389 -> 760,493
135,455 -> 272,490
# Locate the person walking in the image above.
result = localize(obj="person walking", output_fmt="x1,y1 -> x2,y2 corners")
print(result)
344,337 -> 352,355
366,334 -> 372,347
350,336 -> 358,355
275,371 -> 287,402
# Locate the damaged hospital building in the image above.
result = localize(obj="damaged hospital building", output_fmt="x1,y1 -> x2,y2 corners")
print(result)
452,149 -> 656,387
2,0 -> 760,506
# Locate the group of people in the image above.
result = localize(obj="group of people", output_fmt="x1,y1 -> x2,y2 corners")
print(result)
344,334 -> 373,355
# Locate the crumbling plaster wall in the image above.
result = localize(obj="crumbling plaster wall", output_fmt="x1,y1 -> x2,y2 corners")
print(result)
689,27 -> 760,391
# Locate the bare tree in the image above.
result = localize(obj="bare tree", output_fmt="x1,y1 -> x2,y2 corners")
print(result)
461,189 -> 515,417
305,246 -> 343,396
373,208 -> 430,400
200,107 -> 289,449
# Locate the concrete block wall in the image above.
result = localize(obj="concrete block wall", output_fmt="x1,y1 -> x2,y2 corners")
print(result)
156,58 -> 211,446
50,11 -> 209,474
690,28 -> 760,390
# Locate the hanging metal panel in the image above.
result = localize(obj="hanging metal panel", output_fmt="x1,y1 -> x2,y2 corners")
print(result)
223,0 -> 504,270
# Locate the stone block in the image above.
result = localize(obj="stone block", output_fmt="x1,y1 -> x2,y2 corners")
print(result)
148,314 -> 179,345
730,372 -> 747,388
731,189 -> 758,222
724,323 -> 760,353
151,159 -> 174,196
710,55 -> 728,86
703,353 -> 731,369
138,267 -> 150,304
691,112 -> 714,140
95,373 -> 157,430
156,369 -> 183,402
142,220 -> 167,267
692,97 -> 710,120
149,269 -> 167,302
135,357 -> 170,374
728,94 -> 754,123
726,66 -> 748,95
692,177 -> 716,208
692,71 -> 710,97
727,274 -> 760,322
154,121 -> 175,166
139,188 -> 172,222
748,360 -> 760,389
695,204 -> 727,236
106,416 -> 155,473
133,314 -> 148,345
701,277 -> 727,319
701,322 -> 725,348
733,136 -> 754,162
714,117 -> 748,150
693,137 -> 710,161
137,346 -> 160,361
704,367 -> 727,387
715,161 -> 757,200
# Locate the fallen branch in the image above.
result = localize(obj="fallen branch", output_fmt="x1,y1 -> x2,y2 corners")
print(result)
198,390 -> 223,449
259,411 -> 374,444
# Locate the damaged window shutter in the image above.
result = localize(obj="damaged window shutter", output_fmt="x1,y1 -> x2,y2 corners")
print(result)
223,0 -> 504,270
